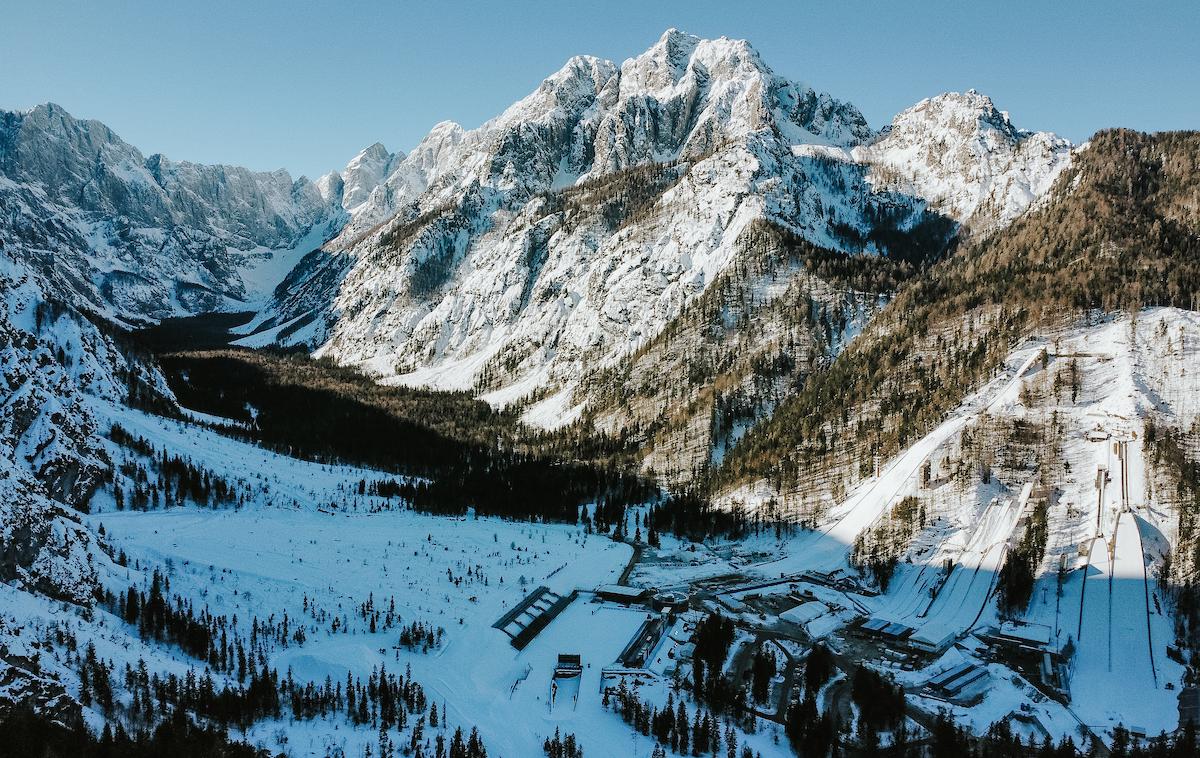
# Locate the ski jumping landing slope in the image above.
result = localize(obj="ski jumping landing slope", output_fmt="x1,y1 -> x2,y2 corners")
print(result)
1071,509 -> 1170,733
871,489 -> 1025,643
758,346 -> 1045,577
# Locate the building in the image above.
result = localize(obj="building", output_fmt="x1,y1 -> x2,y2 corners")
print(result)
672,642 -> 696,662
859,617 -> 915,642
926,661 -> 988,698
995,621 -> 1052,649
652,591 -> 687,613
780,601 -> 829,626
910,627 -> 957,654
1180,687 -> 1200,728
715,593 -> 747,613
555,654 -> 583,676
595,584 -> 651,604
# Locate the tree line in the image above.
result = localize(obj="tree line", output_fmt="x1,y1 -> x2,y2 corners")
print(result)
153,349 -> 656,522
721,128 -> 1200,514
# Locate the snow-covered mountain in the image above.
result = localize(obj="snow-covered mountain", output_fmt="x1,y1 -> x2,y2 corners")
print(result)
3,27 -> 1200,757
852,90 -> 1074,230
0,34 -> 1073,447
317,141 -> 406,214
0,244 -> 134,597
0,103 -> 344,324
242,30 -> 1072,444
0,30 -> 1079,490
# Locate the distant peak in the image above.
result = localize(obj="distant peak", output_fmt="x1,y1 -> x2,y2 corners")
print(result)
428,120 -> 464,137
344,142 -> 396,173
25,102 -> 78,124
542,54 -> 618,90
657,27 -> 695,44
560,53 -> 610,70
949,89 -> 996,108
894,90 -> 1016,137
30,101 -> 68,115
938,90 -> 1005,115
650,27 -> 701,61
624,28 -> 765,91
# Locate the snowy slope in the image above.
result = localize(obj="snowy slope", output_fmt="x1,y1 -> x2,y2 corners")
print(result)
851,90 -> 1073,231
3,392 -> 793,756
245,30 -> 1071,444
700,310 -> 1198,742
0,246 -> 135,718
833,313 -> 1193,734
0,104 -> 345,324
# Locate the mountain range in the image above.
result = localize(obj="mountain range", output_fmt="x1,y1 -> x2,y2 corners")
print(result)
2,27 -> 1199,756
3,30 -> 1075,486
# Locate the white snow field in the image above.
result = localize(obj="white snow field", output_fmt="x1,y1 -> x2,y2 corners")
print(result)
62,400 -> 794,756
93,506 -> 641,757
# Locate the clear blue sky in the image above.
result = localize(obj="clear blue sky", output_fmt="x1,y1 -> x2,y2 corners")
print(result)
3,0 -> 1196,179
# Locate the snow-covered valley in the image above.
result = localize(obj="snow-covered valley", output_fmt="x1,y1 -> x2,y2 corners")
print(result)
2,22 -> 1199,758
0,307 -> 1195,756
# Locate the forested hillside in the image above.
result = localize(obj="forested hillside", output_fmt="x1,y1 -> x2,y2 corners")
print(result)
577,216 -> 951,485
153,349 -> 654,520
720,129 -> 1200,510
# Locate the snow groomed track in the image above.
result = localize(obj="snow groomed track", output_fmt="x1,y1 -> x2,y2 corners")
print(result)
871,489 -> 1025,646
1070,435 -> 1171,733
1072,510 -> 1165,730
759,348 -> 1047,578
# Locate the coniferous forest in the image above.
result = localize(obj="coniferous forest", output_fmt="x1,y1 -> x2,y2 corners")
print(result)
722,130 -> 1200,501
148,348 -> 655,522
1,13 -> 1198,758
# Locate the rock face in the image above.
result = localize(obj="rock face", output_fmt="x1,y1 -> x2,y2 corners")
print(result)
0,248 -> 117,606
0,169 -> 145,725
0,614 -> 80,725
0,103 -> 344,324
242,31 -> 881,379
0,30 -> 1075,482
342,143 -> 404,211
851,90 -> 1074,230
243,30 -> 1071,455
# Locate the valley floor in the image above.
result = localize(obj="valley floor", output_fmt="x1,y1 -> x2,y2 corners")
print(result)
3,309 -> 1198,756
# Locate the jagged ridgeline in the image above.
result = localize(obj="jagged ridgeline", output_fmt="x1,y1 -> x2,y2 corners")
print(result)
719,129 -> 1200,512
243,34 -> 1072,462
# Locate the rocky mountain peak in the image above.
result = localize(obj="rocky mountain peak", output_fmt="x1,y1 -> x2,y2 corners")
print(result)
316,170 -> 345,204
340,141 -> 402,212
1,39 -> 1080,453
0,102 -> 344,322
625,28 -> 703,88
853,90 -> 1074,229
243,35 -> 1078,430
326,30 -> 873,239
896,89 -> 1021,142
